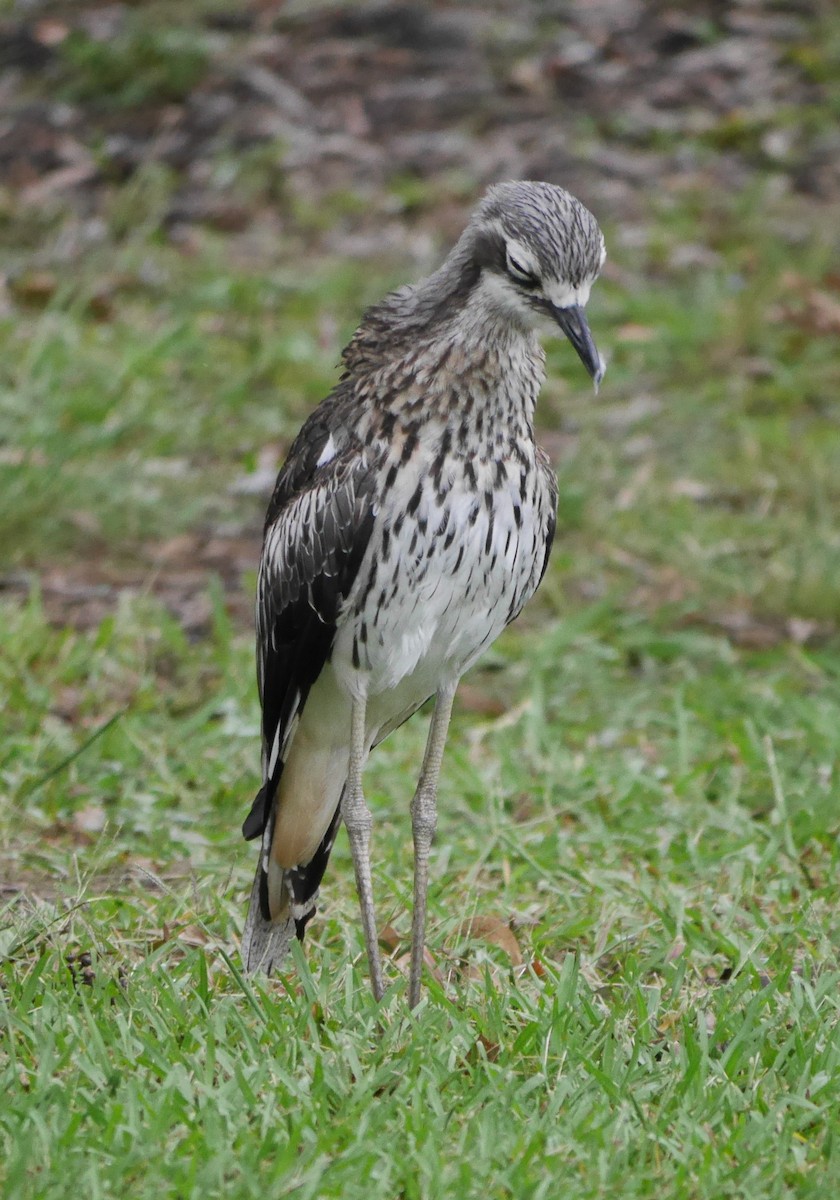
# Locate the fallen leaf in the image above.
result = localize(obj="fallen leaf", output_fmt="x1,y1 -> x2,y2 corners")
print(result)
476,1034 -> 500,1062
177,924 -> 211,948
378,924 -> 404,954
461,915 -> 523,966
393,947 -> 443,985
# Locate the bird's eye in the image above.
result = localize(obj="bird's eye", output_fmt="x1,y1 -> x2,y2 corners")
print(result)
505,251 -> 540,289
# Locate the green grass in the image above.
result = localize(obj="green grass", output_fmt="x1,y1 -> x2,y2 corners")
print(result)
3,591 -> 840,1197
4,47 -> 840,1199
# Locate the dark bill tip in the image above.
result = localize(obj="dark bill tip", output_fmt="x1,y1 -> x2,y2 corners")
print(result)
551,303 -> 604,391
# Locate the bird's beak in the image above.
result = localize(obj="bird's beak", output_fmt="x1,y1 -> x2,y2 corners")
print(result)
551,304 -> 604,391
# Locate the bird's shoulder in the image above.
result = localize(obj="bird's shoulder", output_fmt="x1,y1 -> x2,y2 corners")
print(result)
263,385 -> 364,531
258,383 -> 389,641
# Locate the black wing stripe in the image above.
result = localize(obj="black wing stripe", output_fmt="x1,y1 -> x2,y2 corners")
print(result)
286,799 -> 344,938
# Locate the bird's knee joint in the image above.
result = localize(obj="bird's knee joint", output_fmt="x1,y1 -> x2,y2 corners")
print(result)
343,793 -> 372,838
411,786 -> 436,814
411,799 -> 437,844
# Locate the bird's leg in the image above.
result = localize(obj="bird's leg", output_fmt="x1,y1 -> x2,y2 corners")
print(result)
408,681 -> 458,1008
342,693 -> 385,1001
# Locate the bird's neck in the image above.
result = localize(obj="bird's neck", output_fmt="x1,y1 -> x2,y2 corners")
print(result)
347,261 -> 547,443
407,294 -> 546,428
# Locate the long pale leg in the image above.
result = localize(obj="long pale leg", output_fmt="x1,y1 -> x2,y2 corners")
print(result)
409,681 -> 458,1008
342,693 -> 385,1001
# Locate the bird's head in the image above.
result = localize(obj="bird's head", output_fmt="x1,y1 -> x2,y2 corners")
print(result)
462,180 -> 606,388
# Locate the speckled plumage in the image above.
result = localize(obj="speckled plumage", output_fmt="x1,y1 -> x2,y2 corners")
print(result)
241,181 -> 606,996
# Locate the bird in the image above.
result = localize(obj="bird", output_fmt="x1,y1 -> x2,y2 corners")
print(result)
240,179 -> 605,1006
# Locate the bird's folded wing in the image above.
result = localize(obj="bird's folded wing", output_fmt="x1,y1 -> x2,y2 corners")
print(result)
242,444 -> 378,844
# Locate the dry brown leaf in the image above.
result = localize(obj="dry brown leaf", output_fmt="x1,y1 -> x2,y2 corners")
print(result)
149,922 -> 210,951
476,1034 -> 501,1062
461,915 -> 523,966
177,924 -> 211,948
378,924 -> 404,954
392,947 -> 443,985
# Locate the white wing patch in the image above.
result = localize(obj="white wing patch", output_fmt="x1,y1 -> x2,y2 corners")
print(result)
267,724 -> 282,777
316,435 -> 337,467
267,708 -> 300,778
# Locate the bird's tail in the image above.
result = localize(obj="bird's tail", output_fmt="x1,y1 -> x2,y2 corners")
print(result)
240,859 -> 296,976
241,782 -> 343,977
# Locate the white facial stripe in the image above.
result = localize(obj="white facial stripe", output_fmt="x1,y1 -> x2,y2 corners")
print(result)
473,272 -> 535,324
545,279 -> 594,310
